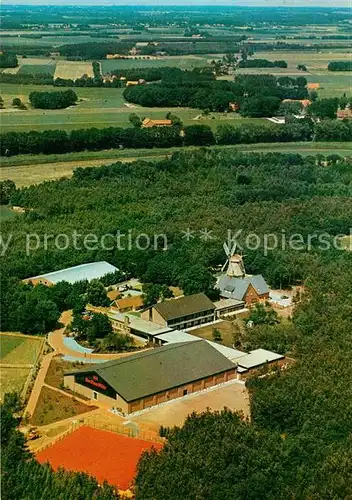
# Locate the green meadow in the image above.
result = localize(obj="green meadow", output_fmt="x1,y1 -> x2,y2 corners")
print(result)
0,82 -> 273,132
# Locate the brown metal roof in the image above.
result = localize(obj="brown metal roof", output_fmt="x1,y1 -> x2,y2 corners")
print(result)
154,293 -> 215,321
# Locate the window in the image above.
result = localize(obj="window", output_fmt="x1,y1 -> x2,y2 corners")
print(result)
183,389 -> 188,396
93,391 -> 98,400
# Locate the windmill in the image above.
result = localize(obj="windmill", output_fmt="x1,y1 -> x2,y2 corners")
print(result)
222,241 -> 246,278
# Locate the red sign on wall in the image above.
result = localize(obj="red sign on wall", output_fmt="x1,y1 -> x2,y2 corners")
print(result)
75,371 -> 117,399
84,376 -> 107,391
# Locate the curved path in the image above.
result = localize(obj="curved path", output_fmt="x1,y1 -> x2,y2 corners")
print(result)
24,311 -> 144,418
48,311 -> 146,363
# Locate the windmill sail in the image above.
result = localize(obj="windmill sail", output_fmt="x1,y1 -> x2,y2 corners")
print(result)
222,241 -> 245,277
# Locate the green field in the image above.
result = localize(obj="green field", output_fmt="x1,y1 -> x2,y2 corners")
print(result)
0,336 -> 25,359
0,367 -> 31,401
0,82 -> 273,132
0,334 -> 43,365
101,55 -> 211,73
18,63 -> 57,76
0,334 -> 43,401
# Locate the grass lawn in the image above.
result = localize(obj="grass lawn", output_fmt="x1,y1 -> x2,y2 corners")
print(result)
0,334 -> 43,365
31,386 -> 96,426
0,367 -> 31,402
189,320 -> 245,348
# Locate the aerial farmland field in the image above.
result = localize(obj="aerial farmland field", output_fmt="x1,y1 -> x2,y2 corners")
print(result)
0,367 -> 31,401
100,55 -> 210,73
0,333 -> 44,401
0,333 -> 43,365
18,63 -> 57,76
0,34 -> 113,48
54,60 -> 93,79
1,56 -> 57,75
237,49 -> 351,97
0,81 -> 277,133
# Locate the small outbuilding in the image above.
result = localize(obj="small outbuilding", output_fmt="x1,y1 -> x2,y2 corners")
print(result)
142,118 -> 172,128
112,295 -> 144,313
234,348 -> 285,379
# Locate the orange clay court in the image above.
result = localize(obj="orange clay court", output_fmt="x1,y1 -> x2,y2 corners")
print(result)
36,426 -> 163,490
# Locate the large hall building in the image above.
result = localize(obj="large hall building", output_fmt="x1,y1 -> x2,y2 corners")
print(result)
64,340 -> 238,414
64,339 -> 284,415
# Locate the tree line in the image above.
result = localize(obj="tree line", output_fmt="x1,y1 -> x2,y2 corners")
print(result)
59,41 -> 134,59
0,66 -> 213,89
1,117 -> 351,157
238,58 -> 288,68
328,61 -> 352,71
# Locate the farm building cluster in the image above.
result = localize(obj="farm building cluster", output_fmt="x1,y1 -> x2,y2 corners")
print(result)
24,256 -> 289,415
64,340 -> 284,415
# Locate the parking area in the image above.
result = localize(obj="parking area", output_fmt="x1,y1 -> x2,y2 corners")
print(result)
129,380 -> 250,432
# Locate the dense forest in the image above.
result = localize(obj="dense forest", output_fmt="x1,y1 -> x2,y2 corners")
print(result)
1,149 -> 351,335
1,148 -> 351,498
135,258 -> 352,498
